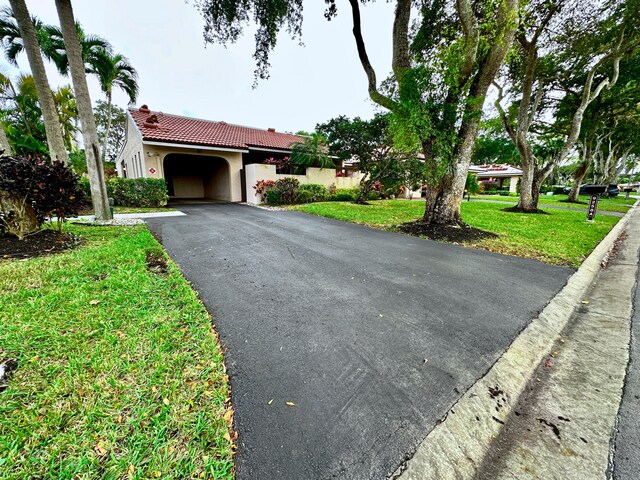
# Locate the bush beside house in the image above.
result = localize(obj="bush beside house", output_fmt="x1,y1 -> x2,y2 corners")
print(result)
254,178 -> 384,205
80,178 -> 168,208
0,155 -> 83,239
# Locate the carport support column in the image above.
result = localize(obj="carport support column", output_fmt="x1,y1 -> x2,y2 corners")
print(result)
509,176 -> 518,193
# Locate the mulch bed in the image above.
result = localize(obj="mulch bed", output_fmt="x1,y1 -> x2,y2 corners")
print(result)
398,221 -> 498,243
0,230 -> 81,260
502,205 -> 550,214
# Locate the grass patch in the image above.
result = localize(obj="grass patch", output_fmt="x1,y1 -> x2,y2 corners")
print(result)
293,200 -> 620,267
472,194 -> 636,213
0,225 -> 233,479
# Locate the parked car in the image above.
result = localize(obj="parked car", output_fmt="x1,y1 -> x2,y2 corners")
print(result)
569,184 -> 620,197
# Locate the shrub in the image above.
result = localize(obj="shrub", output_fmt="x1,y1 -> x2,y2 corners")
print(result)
108,178 -> 168,208
366,190 -> 381,200
553,186 -> 566,195
254,179 -> 276,202
465,173 -> 479,194
328,183 -> 337,195
266,189 -> 282,205
295,190 -> 314,203
34,161 -> 85,232
80,178 -> 168,208
274,177 -> 300,204
0,155 -> 40,239
0,156 -> 83,239
331,193 -> 354,201
298,184 -> 328,202
479,180 -> 499,193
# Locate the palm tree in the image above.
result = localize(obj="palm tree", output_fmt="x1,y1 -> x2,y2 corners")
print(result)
54,0 -> 111,220
289,133 -> 335,174
88,49 -> 138,162
6,0 -> 68,164
0,7 -> 111,74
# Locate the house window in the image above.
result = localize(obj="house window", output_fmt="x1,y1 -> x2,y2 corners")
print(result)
121,160 -> 127,178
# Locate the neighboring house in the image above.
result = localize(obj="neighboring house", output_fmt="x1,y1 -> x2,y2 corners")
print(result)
469,164 -> 523,193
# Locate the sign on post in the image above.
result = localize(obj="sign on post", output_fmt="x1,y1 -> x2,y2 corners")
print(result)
581,185 -> 607,222
587,195 -> 599,221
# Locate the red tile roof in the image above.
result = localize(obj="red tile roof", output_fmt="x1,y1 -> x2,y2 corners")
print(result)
129,106 -> 304,151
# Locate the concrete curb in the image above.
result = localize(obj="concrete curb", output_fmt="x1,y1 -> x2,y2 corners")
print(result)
394,200 -> 640,479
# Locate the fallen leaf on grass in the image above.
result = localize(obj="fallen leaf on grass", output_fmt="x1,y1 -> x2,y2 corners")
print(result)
163,398 -> 170,406
94,442 -> 108,456
128,464 -> 135,475
89,299 -> 101,305
286,401 -> 296,406
224,431 -> 232,442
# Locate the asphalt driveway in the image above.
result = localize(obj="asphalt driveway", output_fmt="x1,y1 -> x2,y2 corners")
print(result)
146,204 -> 572,480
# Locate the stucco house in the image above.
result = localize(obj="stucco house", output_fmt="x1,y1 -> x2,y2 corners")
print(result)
469,164 -> 523,193
116,105 -> 303,202
116,105 -> 361,204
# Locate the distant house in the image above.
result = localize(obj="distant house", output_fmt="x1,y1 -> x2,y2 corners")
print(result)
117,105 -> 305,202
469,164 -> 523,193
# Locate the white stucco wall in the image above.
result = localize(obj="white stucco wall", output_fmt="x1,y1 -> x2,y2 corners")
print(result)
245,164 -> 363,205
116,116 -> 145,178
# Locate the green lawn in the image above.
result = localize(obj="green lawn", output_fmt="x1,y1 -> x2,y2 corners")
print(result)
0,226 -> 233,479
471,194 -> 636,213
293,200 -> 620,267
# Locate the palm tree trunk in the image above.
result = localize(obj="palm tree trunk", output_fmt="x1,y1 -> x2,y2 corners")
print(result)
101,90 -> 113,163
0,122 -> 13,155
54,0 -> 111,220
8,0 -> 69,164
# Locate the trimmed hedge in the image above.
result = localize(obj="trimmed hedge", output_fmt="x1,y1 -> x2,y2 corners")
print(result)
80,178 -> 168,208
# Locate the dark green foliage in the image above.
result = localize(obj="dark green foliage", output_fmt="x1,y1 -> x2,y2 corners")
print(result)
94,101 -> 127,163
465,173 -> 479,194
330,193 -> 356,202
193,0 -> 304,82
79,178 -> 168,208
265,189 -> 282,205
318,114 -> 411,204
366,191 -> 381,201
274,177 -> 300,204
298,183 -> 328,202
34,161 -> 84,231
294,189 -> 314,204
0,155 -> 82,237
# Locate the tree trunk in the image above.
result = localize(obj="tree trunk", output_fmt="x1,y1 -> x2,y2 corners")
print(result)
0,123 -> 13,155
55,0 -> 112,220
101,90 -> 112,163
0,193 -> 39,239
568,157 -> 591,202
9,0 -> 68,164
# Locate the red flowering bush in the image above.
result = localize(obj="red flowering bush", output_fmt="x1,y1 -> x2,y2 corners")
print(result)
254,179 -> 276,202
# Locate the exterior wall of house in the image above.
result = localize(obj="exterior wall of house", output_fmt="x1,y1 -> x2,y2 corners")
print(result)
509,176 -> 518,193
245,163 -> 363,205
116,117 -> 145,178
144,145 -> 243,202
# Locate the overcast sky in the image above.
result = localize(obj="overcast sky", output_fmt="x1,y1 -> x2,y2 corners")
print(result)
12,0 -> 396,134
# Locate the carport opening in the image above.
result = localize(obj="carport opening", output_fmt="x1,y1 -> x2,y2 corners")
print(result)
163,154 -> 231,201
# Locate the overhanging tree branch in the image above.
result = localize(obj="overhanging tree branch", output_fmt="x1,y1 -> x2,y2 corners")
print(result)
347,0 -> 396,111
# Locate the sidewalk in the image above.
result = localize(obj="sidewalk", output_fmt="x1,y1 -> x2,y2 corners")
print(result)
395,201 -> 639,479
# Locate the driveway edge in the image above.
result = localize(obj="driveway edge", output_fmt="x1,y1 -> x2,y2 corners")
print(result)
393,201 -> 640,479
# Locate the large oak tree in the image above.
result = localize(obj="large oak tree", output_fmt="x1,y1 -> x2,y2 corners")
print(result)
194,0 -> 520,225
